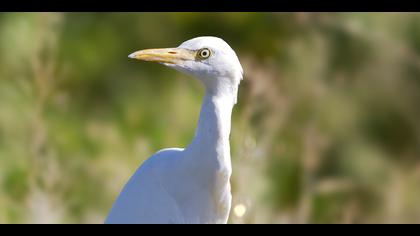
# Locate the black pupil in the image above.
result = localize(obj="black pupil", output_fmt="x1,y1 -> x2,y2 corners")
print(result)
201,50 -> 208,57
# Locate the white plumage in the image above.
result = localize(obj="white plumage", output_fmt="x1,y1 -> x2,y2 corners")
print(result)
105,37 -> 243,224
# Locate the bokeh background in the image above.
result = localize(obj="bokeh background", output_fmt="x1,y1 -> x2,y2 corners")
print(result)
0,12 -> 419,224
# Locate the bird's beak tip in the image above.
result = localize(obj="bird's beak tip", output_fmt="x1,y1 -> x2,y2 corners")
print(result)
128,52 -> 137,59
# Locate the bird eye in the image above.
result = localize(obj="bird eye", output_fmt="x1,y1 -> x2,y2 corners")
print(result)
197,48 -> 211,59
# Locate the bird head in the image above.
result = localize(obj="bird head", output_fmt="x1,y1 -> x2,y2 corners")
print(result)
129,36 -> 243,102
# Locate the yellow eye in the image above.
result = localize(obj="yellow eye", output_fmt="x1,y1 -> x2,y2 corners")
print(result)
198,48 -> 211,59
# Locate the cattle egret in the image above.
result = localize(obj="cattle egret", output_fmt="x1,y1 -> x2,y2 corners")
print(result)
105,36 -> 243,224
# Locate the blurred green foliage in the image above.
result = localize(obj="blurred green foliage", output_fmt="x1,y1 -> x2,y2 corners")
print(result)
0,13 -> 419,223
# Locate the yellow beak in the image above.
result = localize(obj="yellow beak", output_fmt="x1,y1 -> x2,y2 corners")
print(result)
128,48 -> 195,64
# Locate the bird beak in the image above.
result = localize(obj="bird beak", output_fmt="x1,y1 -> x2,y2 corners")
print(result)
128,48 -> 195,65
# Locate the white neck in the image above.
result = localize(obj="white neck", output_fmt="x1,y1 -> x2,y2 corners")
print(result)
185,83 -> 236,172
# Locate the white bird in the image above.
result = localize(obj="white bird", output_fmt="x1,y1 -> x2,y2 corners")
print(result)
105,36 -> 243,224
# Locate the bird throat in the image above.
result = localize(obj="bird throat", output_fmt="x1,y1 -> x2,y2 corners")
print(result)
186,89 -> 236,171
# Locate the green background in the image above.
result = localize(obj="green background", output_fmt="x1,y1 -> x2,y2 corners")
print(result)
0,13 -> 419,223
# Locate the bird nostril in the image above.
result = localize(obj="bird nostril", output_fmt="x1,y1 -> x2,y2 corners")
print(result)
168,51 -> 177,54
